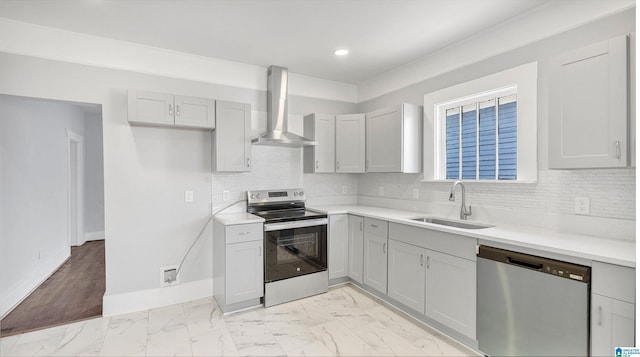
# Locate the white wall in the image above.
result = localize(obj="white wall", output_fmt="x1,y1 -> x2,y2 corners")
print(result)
355,8 -> 636,240
83,112 -> 105,240
0,95 -> 86,317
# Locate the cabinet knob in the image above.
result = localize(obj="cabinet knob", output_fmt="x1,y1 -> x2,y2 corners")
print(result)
176,105 -> 181,116
168,104 -> 173,116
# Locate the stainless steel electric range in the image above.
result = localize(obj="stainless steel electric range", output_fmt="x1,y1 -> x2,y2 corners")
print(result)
247,188 -> 329,307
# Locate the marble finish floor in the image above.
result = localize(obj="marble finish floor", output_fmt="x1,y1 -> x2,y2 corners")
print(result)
0,284 -> 476,356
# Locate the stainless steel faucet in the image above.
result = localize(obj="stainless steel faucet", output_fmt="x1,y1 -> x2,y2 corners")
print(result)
449,180 -> 472,220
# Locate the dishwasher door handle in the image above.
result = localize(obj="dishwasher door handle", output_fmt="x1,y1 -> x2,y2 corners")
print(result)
507,257 -> 543,270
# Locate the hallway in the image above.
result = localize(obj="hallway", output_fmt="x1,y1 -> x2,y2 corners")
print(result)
1,240 -> 105,337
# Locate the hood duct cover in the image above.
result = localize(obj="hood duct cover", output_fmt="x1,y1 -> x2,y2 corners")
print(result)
251,66 -> 317,147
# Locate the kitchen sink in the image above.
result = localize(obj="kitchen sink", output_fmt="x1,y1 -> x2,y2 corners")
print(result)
410,217 -> 493,229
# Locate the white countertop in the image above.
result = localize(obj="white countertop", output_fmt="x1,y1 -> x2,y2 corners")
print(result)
213,212 -> 264,225
310,205 -> 635,268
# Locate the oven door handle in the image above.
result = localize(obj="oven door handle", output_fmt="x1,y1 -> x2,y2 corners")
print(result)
264,218 -> 329,231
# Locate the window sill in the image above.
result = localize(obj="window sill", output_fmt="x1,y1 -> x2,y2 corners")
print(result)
420,178 -> 538,184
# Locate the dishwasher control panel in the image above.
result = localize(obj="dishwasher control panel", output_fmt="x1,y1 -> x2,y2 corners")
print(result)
477,245 -> 591,283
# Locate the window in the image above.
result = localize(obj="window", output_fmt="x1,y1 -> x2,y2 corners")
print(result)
443,92 -> 517,180
423,62 -> 537,182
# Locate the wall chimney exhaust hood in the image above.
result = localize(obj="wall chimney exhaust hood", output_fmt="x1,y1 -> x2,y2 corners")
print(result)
251,66 -> 317,147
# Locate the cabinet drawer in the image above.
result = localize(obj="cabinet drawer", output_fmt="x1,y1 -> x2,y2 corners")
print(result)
225,223 -> 263,244
388,222 -> 476,261
364,218 -> 388,236
592,261 -> 635,303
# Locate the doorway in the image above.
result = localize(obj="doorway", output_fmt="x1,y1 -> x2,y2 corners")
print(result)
0,95 -> 105,336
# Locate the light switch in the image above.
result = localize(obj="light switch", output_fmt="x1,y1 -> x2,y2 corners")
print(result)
185,190 -> 194,203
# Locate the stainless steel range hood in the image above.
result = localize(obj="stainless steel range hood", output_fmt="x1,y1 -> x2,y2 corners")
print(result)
251,66 -> 317,147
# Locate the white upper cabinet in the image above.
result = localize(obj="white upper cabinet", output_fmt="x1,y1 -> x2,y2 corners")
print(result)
336,113 -> 366,173
128,90 -> 215,129
212,100 -> 252,172
174,95 -> 215,128
366,103 -> 422,173
304,113 -> 336,173
549,34 -> 630,168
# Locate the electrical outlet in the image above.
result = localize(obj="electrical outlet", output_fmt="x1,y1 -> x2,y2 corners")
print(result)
378,187 -> 384,196
412,188 -> 419,199
574,197 -> 590,215
222,190 -> 230,201
342,186 -> 348,194
161,265 -> 179,287
184,190 -> 194,203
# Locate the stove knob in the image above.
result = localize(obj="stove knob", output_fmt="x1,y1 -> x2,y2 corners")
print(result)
293,192 -> 298,197
255,193 -> 261,199
299,191 -> 304,197
249,194 -> 255,199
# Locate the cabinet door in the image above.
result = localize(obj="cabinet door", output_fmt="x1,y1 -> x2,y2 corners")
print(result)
348,215 -> 364,283
303,114 -> 335,173
336,114 -> 366,173
174,95 -> 215,128
549,35 -> 629,168
387,240 -> 426,313
366,106 -> 402,172
328,214 -> 348,280
225,240 -> 263,305
213,100 -> 251,172
363,232 -> 388,294
425,249 -> 476,339
591,294 -> 635,356
128,90 -> 174,126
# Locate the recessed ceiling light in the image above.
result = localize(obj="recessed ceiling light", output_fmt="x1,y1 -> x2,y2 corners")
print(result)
333,48 -> 349,56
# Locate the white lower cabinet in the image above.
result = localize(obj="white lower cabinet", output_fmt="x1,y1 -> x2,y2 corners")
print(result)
225,240 -> 264,305
328,214 -> 349,280
213,220 -> 263,312
347,215 -> 364,283
425,249 -> 476,339
363,218 -> 389,294
387,239 -> 426,313
591,261 -> 635,356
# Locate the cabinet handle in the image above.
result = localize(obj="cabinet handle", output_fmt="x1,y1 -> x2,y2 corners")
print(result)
420,254 -> 424,267
246,157 -> 250,168
168,104 -> 173,116
259,246 -> 262,257
598,305 -> 602,326
176,105 -> 180,116
366,160 -> 369,171
316,160 -> 319,169
371,224 -> 378,228
360,222 -> 363,231
238,231 -> 250,235
382,243 -> 386,254
426,256 -> 430,268
336,161 -> 340,171
616,141 -> 621,159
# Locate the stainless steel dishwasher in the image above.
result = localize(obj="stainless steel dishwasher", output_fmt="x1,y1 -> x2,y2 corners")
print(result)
477,245 -> 591,357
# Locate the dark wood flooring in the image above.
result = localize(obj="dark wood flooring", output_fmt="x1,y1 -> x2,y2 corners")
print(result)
1,240 -> 105,337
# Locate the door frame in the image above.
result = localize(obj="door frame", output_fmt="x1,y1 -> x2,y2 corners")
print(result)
67,129 -> 84,247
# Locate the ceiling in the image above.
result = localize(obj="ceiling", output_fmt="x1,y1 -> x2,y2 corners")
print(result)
0,0 -> 553,84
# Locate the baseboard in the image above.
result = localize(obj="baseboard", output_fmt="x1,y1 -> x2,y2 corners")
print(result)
102,279 -> 213,317
0,247 -> 70,319
84,231 -> 105,242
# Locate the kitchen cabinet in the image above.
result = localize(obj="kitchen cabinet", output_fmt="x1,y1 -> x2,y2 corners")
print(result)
549,34 -> 630,168
128,90 -> 215,129
388,222 -> 476,340
212,100 -> 252,172
304,113 -> 336,173
347,215 -> 364,283
213,221 -> 263,312
365,103 -> 422,173
591,262 -> 635,356
363,218 -> 388,294
387,239 -> 426,313
328,214 -> 348,280
336,114 -> 366,173
425,249 -> 476,339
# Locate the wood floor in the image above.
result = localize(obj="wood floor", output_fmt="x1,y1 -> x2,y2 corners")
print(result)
0,240 -> 105,337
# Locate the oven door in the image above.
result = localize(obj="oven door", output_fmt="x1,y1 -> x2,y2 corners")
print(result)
264,219 -> 328,283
